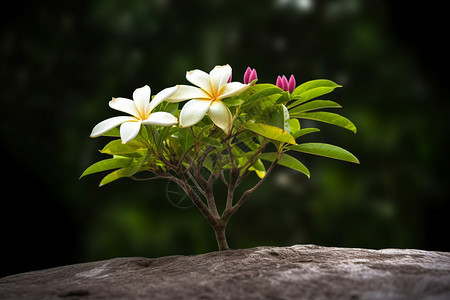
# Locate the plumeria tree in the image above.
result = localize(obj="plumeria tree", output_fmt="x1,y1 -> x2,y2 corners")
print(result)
81,64 -> 359,251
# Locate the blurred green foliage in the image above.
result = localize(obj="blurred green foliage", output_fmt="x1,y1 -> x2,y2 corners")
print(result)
1,0 -> 448,276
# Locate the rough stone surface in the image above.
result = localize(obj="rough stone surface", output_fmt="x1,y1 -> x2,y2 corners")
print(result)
1,245 -> 449,299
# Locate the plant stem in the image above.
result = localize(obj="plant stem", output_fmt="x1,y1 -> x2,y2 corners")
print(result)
169,134 -> 281,251
221,151 -> 281,223
213,222 -> 229,251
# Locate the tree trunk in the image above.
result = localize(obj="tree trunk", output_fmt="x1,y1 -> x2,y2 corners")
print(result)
214,224 -> 229,251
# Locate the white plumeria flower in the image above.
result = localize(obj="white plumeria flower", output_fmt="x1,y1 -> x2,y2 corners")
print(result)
166,64 -> 250,134
90,85 -> 179,144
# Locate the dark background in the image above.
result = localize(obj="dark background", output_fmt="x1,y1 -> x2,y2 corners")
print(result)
1,0 -> 449,277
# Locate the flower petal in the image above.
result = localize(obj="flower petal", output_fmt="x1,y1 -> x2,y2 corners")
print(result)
179,99 -> 211,128
186,69 -> 212,93
144,111 -> 178,126
227,72 -> 232,83
165,85 -> 210,102
132,85 -> 151,116
288,75 -> 296,93
109,97 -> 139,118
249,69 -> 258,83
148,85 -> 179,113
208,100 -> 233,134
218,82 -> 250,99
243,67 -> 252,85
90,116 -> 136,138
210,64 -> 232,95
276,76 -> 283,89
120,120 -> 142,144
281,76 -> 289,91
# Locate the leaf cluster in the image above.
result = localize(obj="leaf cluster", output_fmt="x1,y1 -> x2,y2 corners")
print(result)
81,79 -> 359,187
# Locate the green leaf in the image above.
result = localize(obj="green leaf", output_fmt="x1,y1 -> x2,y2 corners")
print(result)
222,97 -> 244,107
234,132 -> 261,152
102,127 -> 121,137
240,85 -> 286,124
259,152 -> 310,178
275,91 -> 291,104
288,118 -> 300,136
99,154 -> 148,186
242,84 -> 283,107
241,83 -> 279,98
80,158 -> 132,178
265,104 -> 289,131
155,101 -> 179,115
294,79 -> 341,93
99,166 -> 136,186
200,136 -> 222,148
290,111 -> 357,133
288,143 -> 359,164
178,128 -> 194,153
282,104 -> 290,132
245,122 -> 296,145
289,100 -> 342,113
156,126 -> 171,151
100,139 -> 147,155
202,155 -> 214,173
265,105 -> 283,128
294,128 -> 320,139
192,124 -> 214,140
248,158 -> 266,178
290,80 -> 342,106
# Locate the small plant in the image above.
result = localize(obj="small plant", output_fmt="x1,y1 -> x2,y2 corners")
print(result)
81,64 -> 359,251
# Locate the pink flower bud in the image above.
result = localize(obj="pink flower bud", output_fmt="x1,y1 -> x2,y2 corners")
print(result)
276,76 -> 283,90
244,67 -> 251,84
288,74 -> 296,93
244,67 -> 257,84
282,75 -> 288,91
276,74 -> 296,93
249,69 -> 257,83
277,75 -> 288,91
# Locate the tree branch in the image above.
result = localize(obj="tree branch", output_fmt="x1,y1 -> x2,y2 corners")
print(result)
225,139 -> 236,172
177,144 -> 195,171
185,170 -> 207,198
174,175 -> 218,228
220,170 -> 229,186
238,139 -> 268,172
185,147 -> 220,218
221,150 -> 281,223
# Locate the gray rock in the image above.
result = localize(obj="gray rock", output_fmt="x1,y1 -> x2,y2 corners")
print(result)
1,245 -> 449,299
